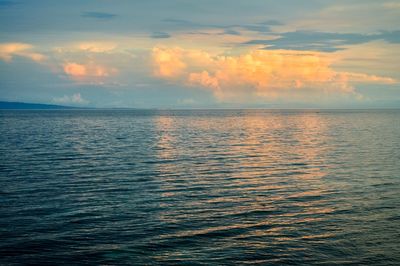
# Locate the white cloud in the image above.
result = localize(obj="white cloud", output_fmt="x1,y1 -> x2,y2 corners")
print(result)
53,93 -> 89,105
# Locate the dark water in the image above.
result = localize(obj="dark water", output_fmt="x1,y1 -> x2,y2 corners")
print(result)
1,109 -> 399,265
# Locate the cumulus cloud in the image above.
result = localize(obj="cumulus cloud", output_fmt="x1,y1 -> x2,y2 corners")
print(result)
63,61 -> 117,83
152,46 -> 396,101
53,93 -> 89,105
0,42 -> 46,62
152,47 -> 187,78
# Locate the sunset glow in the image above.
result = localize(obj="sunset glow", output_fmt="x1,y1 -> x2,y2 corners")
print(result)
0,1 -> 399,107
1,2 -> 400,265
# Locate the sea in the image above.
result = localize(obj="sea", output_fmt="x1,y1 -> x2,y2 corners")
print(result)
1,109 -> 399,265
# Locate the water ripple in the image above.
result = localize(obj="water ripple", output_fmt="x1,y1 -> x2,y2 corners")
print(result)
1,109 -> 399,265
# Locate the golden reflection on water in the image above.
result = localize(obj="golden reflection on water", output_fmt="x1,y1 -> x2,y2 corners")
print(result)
3,110 -> 399,264
152,111 -> 338,246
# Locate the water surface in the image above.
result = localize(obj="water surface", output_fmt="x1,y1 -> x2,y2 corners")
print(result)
1,109 -> 399,265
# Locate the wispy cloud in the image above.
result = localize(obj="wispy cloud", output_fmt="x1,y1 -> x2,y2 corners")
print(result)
81,11 -> 117,20
222,29 -> 241,36
162,18 -> 280,35
75,41 -> 117,53
383,2 -> 400,9
150,32 -> 171,39
258,20 -> 283,26
244,30 -> 400,52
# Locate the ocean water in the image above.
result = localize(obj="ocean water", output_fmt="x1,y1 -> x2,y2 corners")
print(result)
0,109 -> 399,265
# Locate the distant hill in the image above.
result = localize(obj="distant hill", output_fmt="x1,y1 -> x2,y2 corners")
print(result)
0,101 -> 75,109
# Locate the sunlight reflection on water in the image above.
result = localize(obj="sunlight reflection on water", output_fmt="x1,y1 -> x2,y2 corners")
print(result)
1,109 -> 399,265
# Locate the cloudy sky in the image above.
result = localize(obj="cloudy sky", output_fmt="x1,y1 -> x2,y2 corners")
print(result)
0,0 -> 399,108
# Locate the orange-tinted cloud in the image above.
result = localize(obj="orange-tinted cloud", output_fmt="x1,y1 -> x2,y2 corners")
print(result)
152,46 -> 396,101
76,41 -> 117,53
63,61 -> 117,83
0,42 -> 46,62
152,47 -> 186,77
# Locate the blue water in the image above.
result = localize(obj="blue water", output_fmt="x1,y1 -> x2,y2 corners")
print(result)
1,109 -> 399,265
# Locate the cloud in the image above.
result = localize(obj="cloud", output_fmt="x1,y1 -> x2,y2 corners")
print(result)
162,18 -> 280,35
63,61 -> 117,83
81,12 -> 117,20
152,46 -> 397,102
150,32 -> 171,39
244,30 -> 400,52
162,18 -> 201,28
332,40 -> 400,79
258,20 -> 283,26
152,46 -> 216,78
222,29 -> 241,36
283,3 -> 400,34
53,93 -> 88,105
75,41 -> 117,53
152,47 -> 187,78
381,30 -> 400,43
383,2 -> 400,9
239,24 -> 271,33
0,42 -> 46,62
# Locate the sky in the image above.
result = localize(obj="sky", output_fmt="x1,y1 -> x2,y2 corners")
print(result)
0,0 -> 399,108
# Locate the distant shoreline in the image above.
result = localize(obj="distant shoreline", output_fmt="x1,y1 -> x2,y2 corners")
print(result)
0,101 -> 78,110
1,101 -> 399,110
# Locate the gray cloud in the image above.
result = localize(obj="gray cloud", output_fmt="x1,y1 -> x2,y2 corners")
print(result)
222,29 -> 241,36
258,20 -> 283,26
162,18 -> 277,35
162,18 -> 201,28
150,31 -> 171,39
380,30 -> 400,43
82,12 -> 117,20
244,30 -> 400,52
0,1 -> 283,36
239,24 -> 271,33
